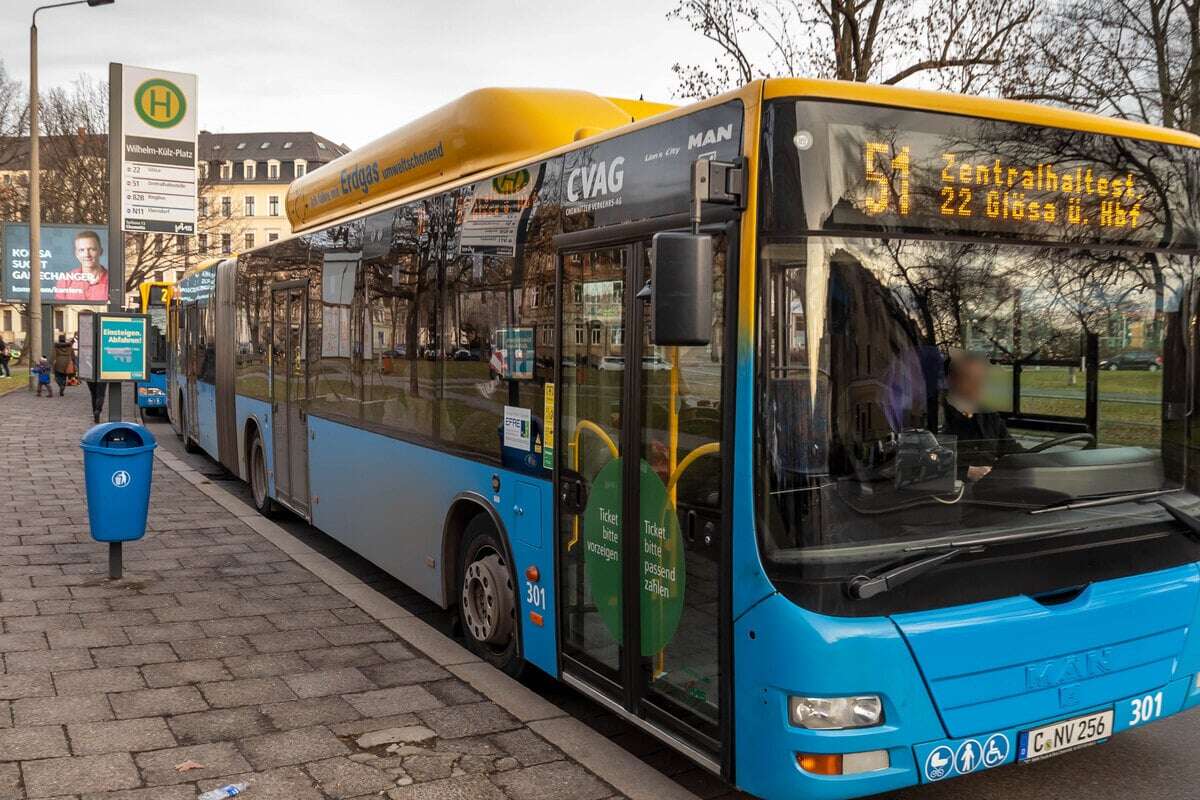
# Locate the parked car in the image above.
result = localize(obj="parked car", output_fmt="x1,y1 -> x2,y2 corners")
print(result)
1100,350 -> 1163,371
597,356 -> 625,371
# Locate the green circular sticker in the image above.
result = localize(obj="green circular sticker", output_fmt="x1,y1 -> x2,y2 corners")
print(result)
134,78 -> 187,129
582,458 -> 686,655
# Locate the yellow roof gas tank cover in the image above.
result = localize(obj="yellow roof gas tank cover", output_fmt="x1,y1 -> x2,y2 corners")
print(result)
285,87 -> 674,233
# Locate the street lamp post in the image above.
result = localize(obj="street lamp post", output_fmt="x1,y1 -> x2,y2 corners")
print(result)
28,0 -> 114,387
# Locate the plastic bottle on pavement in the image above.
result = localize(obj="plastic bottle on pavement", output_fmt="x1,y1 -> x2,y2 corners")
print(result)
196,784 -> 249,800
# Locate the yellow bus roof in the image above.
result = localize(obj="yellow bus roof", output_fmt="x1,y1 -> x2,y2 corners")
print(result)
285,87 -> 676,233
763,78 -> 1200,149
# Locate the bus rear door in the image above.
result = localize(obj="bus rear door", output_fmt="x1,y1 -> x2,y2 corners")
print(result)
271,281 -> 310,516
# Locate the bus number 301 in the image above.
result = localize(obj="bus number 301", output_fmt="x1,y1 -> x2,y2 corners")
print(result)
525,582 -> 546,611
1128,692 -> 1164,727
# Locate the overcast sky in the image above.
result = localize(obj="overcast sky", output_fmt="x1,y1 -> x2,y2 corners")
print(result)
3,0 -> 715,148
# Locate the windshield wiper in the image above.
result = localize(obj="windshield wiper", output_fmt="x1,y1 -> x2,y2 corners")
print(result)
1029,488 -> 1180,515
847,547 -> 975,599
846,524 -> 1087,599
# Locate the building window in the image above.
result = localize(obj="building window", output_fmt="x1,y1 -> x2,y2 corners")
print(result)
3,310 -> 12,331
154,270 -> 164,282
174,235 -> 186,255
529,284 -> 540,308
268,232 -> 279,242
243,160 -> 256,180
268,195 -> 280,216
221,233 -> 231,255
267,161 -> 280,180
590,326 -> 601,345
221,196 -> 231,218
199,162 -> 209,179
541,324 -> 554,345
220,161 -> 232,180
573,283 -> 583,304
55,310 -> 64,331
294,160 -> 307,178
199,197 -> 208,217
198,234 -> 208,254
153,234 -> 164,256
283,141 -> 293,150
244,233 -> 255,250
244,196 -> 255,216
611,326 -> 624,346
574,323 -> 585,345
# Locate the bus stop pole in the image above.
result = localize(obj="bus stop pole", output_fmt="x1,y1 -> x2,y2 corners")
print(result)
106,62 -> 123,422
109,541 -> 122,579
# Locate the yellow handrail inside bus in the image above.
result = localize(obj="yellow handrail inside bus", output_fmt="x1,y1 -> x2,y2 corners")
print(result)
566,419 -> 619,551
665,442 -> 721,497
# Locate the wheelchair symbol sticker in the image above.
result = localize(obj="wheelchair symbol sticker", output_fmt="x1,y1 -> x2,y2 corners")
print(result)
924,745 -> 954,781
955,739 -> 982,774
982,734 -> 1009,768
111,470 -> 131,488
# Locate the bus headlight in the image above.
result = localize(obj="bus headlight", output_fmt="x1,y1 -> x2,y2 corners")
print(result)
789,695 -> 883,730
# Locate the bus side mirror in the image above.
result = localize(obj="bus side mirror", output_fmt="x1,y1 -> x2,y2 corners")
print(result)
648,231 -> 712,347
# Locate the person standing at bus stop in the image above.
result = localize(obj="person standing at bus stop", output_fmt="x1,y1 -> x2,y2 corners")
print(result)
51,335 -> 73,396
0,338 -> 11,378
86,378 -> 104,423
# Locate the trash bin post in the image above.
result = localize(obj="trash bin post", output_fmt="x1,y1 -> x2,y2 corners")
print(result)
80,422 -> 156,581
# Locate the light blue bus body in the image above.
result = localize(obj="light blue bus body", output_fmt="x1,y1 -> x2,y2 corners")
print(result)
170,80 -> 1200,799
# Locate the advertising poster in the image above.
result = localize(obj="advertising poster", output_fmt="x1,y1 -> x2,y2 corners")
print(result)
3,223 -> 111,304
97,315 -> 148,381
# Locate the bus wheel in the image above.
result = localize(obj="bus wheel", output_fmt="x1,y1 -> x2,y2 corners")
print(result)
249,435 -> 279,517
458,516 -> 522,675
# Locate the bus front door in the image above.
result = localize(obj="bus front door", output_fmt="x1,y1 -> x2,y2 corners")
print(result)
271,283 -> 310,516
557,237 -> 727,770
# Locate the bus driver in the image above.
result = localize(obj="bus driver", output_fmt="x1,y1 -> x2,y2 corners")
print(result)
941,351 -> 1025,481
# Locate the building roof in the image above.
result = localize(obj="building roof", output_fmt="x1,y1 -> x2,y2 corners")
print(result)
199,131 -> 349,163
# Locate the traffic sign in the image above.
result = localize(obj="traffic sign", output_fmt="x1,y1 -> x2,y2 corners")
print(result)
118,65 -> 198,234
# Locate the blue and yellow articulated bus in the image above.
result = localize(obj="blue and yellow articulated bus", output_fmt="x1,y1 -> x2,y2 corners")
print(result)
169,80 -> 1200,798
135,280 -> 172,415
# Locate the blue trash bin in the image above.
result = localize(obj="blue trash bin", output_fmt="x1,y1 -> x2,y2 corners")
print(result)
80,422 -> 157,543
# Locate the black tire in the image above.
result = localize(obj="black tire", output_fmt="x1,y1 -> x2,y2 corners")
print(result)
249,433 -> 280,517
457,515 -> 523,676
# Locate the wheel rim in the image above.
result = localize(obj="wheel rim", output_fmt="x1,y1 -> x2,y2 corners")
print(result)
251,442 -> 267,507
461,550 -> 514,646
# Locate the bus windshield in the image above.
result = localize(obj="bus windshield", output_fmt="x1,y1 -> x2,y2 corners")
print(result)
757,100 -> 1200,613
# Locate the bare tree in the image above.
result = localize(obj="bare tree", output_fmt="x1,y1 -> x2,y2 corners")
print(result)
1016,0 -> 1199,133
668,0 -> 1039,98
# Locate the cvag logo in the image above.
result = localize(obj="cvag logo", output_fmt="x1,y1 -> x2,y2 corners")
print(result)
1025,648 -> 1113,690
566,157 -> 625,202
688,123 -> 733,150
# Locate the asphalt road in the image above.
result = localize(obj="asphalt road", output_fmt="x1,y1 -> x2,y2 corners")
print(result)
138,404 -> 1200,800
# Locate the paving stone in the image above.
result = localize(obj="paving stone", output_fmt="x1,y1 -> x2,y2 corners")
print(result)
199,676 -> 296,708
418,703 -> 521,739
123,622 -> 206,644
265,609 -> 342,630
247,629 -> 330,653
4,647 -> 93,674
307,755 -> 398,797
222,652 -> 309,678
13,693 -> 112,725
77,610 -> 159,629
170,636 -> 249,660
492,729 -> 564,767
46,628 -> 129,650
371,641 -> 416,662
0,672 -> 54,700
491,760 -> 612,800
282,667 -> 375,699
260,696 -> 363,730
424,679 -> 483,707
22,752 -> 141,797
142,659 -> 232,688
5,613 -> 83,632
68,717 -> 177,755
166,706 -> 276,745
53,666 -> 145,695
109,686 -> 208,719
345,686 -> 442,718
403,753 -> 459,781
0,762 -> 18,800
387,775 -> 507,800
318,624 -> 393,646
300,644 -> 387,670
197,616 -> 277,637
329,713 -> 422,738
90,643 -> 178,668
239,724 -> 349,769
361,659 -> 451,688
0,724 -> 70,760
78,787 -> 196,800
135,741 -> 252,785
356,725 -> 436,749
0,633 -> 48,653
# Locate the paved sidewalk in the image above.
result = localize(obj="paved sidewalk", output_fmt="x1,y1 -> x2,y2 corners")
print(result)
0,387 -> 699,800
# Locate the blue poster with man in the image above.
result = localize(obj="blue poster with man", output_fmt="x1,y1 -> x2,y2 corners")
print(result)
3,223 -> 110,304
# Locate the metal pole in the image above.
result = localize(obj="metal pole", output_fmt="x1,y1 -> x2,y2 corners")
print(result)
28,20 -> 41,385
107,62 -> 122,421
108,541 -> 122,579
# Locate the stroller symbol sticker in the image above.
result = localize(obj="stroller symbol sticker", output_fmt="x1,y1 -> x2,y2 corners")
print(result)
111,470 -> 131,488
